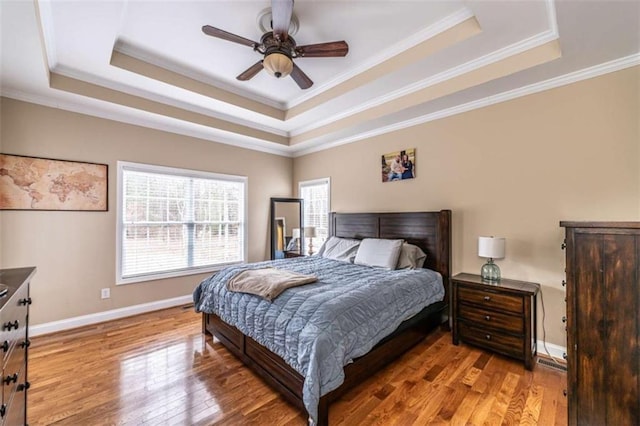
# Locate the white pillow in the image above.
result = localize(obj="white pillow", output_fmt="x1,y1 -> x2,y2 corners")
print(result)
354,238 -> 404,269
320,237 -> 361,262
396,243 -> 427,270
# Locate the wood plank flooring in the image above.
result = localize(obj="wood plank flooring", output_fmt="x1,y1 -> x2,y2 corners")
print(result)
28,306 -> 567,425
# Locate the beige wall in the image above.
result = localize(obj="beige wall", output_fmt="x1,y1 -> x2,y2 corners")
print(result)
0,98 -> 292,325
293,66 -> 640,347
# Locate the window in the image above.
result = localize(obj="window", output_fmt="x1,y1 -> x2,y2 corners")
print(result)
299,178 -> 330,255
117,161 -> 247,284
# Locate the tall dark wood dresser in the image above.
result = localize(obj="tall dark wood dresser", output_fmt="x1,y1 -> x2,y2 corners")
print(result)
0,267 -> 34,426
561,222 -> 639,426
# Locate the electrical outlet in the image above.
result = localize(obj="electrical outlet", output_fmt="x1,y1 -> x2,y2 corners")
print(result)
101,288 -> 110,299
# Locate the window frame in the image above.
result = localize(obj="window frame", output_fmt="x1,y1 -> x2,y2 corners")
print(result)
298,177 -> 331,253
116,161 -> 248,285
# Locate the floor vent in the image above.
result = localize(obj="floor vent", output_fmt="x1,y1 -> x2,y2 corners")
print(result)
537,357 -> 567,372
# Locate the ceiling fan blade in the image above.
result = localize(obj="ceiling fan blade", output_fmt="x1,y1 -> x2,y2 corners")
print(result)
202,25 -> 257,48
271,0 -> 293,41
296,41 -> 349,58
236,61 -> 264,81
290,62 -> 313,89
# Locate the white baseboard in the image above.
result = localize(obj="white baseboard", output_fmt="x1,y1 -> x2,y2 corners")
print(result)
30,294 -> 193,337
537,339 -> 566,360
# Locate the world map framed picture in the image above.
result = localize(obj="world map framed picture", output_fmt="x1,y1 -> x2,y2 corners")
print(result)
0,154 -> 108,211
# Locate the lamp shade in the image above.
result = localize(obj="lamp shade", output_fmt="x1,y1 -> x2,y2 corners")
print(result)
292,228 -> 300,238
303,226 -> 317,238
478,236 -> 505,259
263,52 -> 293,78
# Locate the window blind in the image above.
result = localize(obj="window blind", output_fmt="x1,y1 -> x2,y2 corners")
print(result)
117,162 -> 246,284
299,178 -> 330,254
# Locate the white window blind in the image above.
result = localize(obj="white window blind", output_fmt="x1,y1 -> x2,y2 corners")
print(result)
299,178 -> 330,254
117,161 -> 247,284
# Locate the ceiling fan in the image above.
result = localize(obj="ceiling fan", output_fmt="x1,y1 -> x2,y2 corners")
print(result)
202,0 -> 349,90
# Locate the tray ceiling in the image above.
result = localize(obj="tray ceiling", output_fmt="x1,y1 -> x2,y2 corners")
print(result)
1,0 -> 638,156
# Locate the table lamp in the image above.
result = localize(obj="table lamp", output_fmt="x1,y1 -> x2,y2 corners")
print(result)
304,226 -> 317,255
478,236 -> 505,282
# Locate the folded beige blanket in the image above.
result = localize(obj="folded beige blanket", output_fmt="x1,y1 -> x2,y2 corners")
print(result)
227,267 -> 318,301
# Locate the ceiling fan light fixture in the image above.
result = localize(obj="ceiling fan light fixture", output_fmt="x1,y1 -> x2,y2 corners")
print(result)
263,52 -> 293,78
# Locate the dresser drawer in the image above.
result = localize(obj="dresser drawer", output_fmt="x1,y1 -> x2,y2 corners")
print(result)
1,366 -> 25,426
457,304 -> 524,334
0,285 -> 29,365
457,286 -> 523,314
3,338 -> 26,403
458,322 -> 524,359
3,380 -> 25,426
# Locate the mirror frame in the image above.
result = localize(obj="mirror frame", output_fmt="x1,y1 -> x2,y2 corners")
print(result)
270,197 -> 304,260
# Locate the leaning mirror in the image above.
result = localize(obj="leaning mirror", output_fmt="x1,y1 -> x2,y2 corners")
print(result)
270,197 -> 303,260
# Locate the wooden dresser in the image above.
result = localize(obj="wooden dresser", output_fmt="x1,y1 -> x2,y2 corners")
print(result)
451,273 -> 539,370
0,267 -> 34,426
561,222 -> 639,426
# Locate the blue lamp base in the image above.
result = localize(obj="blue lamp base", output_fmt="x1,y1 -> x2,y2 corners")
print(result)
481,258 -> 501,282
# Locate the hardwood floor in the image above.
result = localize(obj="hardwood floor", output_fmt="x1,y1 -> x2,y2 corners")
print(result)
28,306 -> 567,425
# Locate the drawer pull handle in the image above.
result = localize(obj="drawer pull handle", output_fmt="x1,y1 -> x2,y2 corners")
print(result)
563,352 -> 567,360
483,296 -> 491,302
0,403 -> 5,417
1,341 -> 8,353
18,297 -> 32,306
562,280 -> 566,287
3,373 -> 17,385
562,316 -> 567,323
3,320 -> 19,331
485,334 -> 491,340
484,315 -> 491,321
20,339 -> 30,349
561,242 -> 566,250
16,381 -> 30,392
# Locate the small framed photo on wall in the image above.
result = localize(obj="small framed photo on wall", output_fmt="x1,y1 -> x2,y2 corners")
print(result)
381,148 -> 415,182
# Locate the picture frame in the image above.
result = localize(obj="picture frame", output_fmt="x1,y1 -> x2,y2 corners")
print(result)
381,148 -> 415,183
0,153 -> 108,211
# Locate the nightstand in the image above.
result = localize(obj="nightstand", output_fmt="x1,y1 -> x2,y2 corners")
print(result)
451,273 -> 539,370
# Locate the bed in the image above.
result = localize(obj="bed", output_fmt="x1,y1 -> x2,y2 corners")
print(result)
195,210 -> 451,425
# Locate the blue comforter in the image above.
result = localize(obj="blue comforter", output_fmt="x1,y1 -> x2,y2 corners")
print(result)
193,256 -> 444,423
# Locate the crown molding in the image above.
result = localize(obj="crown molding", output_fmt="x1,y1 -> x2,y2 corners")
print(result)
285,7 -> 476,109
114,41 -> 286,111
0,87 -> 294,157
3,53 -> 637,159
51,64 -> 288,138
545,0 -> 559,38
34,0 -> 57,69
292,53 -> 640,157
291,27 -> 559,137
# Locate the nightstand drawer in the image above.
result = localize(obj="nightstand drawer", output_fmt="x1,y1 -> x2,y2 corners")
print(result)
458,322 -> 523,359
457,286 -> 523,314
457,305 -> 523,334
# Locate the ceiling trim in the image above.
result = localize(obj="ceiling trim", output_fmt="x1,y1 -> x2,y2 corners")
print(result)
51,64 -> 287,137
0,87 -> 294,157
292,53 -> 640,157
291,27 -> 559,138
3,53 -> 636,160
49,72 -> 289,145
110,49 -> 285,120
113,41 -> 285,111
34,0 -> 57,69
285,8 -> 478,114
290,37 -> 562,144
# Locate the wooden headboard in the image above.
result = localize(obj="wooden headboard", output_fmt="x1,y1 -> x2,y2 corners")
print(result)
329,210 -> 452,301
